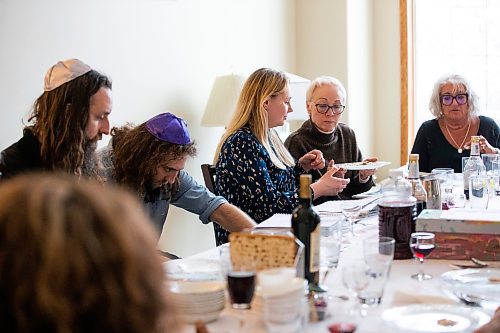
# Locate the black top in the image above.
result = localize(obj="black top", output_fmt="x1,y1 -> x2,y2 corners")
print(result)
411,116 -> 500,173
0,128 -> 44,180
284,120 -> 374,201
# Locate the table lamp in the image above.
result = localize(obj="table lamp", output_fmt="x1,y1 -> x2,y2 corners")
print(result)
201,73 -> 247,128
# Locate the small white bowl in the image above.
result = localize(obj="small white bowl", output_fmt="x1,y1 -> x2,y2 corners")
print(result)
168,280 -> 225,294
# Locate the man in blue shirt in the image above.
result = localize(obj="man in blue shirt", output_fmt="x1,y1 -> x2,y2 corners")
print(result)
98,113 -> 256,253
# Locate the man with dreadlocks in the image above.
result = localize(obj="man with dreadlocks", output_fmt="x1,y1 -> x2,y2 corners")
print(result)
0,59 -> 112,179
98,113 -> 256,252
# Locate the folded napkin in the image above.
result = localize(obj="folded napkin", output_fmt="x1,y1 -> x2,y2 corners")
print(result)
391,286 -> 457,306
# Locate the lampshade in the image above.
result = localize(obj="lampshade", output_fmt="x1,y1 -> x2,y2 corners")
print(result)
201,72 -> 311,128
201,73 -> 247,127
285,73 -> 310,121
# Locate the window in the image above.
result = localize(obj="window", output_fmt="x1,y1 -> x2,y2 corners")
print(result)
401,0 -> 500,161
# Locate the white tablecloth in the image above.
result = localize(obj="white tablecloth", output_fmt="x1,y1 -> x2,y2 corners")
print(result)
174,212 -> 494,333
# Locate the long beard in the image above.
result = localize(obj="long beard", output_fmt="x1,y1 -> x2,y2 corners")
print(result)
81,139 -> 99,178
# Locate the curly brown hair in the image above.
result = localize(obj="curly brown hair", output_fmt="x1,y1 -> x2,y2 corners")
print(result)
0,173 -> 179,333
29,70 -> 112,178
111,123 -> 196,194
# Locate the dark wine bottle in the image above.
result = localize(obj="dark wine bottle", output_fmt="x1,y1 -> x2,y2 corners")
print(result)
292,174 -> 321,290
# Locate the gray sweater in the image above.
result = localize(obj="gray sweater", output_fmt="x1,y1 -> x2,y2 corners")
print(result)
284,120 -> 374,201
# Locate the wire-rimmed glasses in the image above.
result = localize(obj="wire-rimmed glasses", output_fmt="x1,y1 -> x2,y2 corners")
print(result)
440,93 -> 468,106
315,103 -> 345,115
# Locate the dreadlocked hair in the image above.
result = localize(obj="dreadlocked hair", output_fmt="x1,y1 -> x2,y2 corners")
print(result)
29,70 -> 112,177
111,123 -> 196,194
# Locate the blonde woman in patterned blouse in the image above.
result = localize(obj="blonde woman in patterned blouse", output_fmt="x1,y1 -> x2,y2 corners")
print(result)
213,68 -> 350,225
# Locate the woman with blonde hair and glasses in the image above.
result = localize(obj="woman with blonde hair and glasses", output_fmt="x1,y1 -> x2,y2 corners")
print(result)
214,68 -> 349,225
285,76 -> 378,202
0,173 -> 180,333
411,74 -> 500,173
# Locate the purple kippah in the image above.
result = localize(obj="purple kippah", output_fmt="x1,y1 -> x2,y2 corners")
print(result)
145,112 -> 191,145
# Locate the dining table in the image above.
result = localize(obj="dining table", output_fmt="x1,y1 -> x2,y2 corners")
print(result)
169,196 -> 498,333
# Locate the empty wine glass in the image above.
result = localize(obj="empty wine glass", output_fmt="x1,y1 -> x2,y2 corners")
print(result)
341,202 -> 362,237
342,263 -> 370,317
446,193 -> 466,209
409,232 -> 435,281
431,168 -> 454,209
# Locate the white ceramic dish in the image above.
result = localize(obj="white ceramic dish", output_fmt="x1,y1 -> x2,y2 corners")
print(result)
168,280 -> 225,294
440,268 -> 500,309
164,258 -> 222,281
181,310 -> 224,324
382,304 -> 490,332
335,161 -> 391,171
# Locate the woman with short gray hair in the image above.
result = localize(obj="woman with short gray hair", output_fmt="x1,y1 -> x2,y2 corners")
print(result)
285,76 -> 378,201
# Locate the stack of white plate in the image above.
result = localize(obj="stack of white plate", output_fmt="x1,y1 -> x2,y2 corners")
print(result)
168,280 -> 225,323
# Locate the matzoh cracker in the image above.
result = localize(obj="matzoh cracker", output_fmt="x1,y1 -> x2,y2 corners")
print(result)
229,232 -> 298,271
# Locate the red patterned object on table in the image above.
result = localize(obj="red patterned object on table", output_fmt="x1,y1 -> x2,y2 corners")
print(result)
416,209 -> 500,260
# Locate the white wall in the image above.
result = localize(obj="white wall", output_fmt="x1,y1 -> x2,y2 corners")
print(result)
0,0 -> 401,257
0,0 -> 297,257
346,0 -> 374,155
295,0 -> 400,180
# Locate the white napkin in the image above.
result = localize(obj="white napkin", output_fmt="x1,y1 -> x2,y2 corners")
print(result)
391,286 -> 457,306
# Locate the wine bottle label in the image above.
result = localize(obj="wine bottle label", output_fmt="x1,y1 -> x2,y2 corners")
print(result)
309,224 -> 320,273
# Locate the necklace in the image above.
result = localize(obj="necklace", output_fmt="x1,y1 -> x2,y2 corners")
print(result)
444,119 -> 471,154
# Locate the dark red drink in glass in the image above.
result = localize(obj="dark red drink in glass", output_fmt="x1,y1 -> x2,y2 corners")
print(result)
227,271 -> 255,309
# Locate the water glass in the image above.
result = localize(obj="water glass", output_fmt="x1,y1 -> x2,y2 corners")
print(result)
482,154 -> 500,175
320,221 -> 342,282
489,174 -> 500,197
461,157 -> 470,173
361,237 -> 394,306
363,237 -> 395,268
469,175 -> 490,209
431,167 -> 454,184
342,263 -> 370,317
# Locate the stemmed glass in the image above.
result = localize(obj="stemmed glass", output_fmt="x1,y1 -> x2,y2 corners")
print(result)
446,193 -> 466,209
342,263 -> 370,317
409,232 -> 435,281
431,168 -> 454,209
341,202 -> 362,237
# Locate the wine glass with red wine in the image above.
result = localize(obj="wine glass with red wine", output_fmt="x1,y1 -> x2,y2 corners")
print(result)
409,232 -> 435,280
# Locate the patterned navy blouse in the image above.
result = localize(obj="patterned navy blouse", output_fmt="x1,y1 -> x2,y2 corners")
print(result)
215,126 -> 305,223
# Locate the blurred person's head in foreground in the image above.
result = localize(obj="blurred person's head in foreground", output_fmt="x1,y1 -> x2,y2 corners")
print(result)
0,172 -> 179,333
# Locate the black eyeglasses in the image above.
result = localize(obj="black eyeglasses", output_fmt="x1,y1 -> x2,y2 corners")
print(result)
315,103 -> 345,115
440,93 -> 468,106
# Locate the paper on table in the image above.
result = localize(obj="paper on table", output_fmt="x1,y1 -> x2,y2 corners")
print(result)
352,184 -> 381,199
257,213 -> 292,228
257,212 -> 342,229
315,196 -> 381,213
